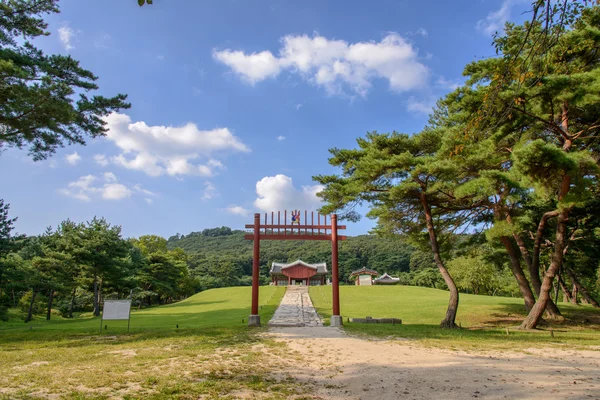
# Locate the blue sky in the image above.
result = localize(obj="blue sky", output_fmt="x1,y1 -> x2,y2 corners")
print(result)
0,0 -> 528,239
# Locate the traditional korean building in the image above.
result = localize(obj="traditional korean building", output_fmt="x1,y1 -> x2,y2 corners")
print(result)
373,273 -> 401,285
270,260 -> 327,286
349,267 -> 379,286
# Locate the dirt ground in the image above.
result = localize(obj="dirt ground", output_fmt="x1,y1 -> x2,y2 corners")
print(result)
263,327 -> 600,400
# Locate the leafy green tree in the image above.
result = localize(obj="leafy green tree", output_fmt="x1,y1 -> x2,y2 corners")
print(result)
77,218 -> 129,316
458,5 -> 600,328
0,0 -> 130,160
315,130 -> 469,328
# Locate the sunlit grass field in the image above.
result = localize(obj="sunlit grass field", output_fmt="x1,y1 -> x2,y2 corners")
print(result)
309,285 -> 600,349
0,286 -> 296,400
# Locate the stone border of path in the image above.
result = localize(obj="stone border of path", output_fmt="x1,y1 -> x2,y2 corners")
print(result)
268,286 -> 323,327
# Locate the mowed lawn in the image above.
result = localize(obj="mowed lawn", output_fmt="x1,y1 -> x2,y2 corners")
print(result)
0,286 -> 297,400
309,285 -> 600,348
1,286 -> 285,333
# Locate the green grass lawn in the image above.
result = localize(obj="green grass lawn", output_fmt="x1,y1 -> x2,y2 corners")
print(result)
0,286 -> 302,400
309,285 -> 600,349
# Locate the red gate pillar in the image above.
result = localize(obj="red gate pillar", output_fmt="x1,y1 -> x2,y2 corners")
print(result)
248,213 -> 261,326
330,214 -> 343,327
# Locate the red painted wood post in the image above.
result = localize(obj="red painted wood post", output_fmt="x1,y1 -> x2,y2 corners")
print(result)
331,214 -> 341,324
249,213 -> 261,326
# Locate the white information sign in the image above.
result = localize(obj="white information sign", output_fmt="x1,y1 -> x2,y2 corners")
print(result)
102,300 -> 131,320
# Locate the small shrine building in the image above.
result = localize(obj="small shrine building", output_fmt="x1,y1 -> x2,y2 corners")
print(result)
373,273 -> 401,285
350,267 -> 379,286
270,260 -> 327,286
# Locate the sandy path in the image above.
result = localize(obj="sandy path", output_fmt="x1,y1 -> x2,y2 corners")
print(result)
263,327 -> 600,400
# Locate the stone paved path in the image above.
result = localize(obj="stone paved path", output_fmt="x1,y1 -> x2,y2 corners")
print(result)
268,286 -> 323,327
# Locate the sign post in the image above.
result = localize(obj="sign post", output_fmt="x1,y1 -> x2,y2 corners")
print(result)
100,299 -> 132,332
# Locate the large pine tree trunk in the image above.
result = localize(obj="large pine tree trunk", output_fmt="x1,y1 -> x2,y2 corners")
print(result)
46,290 -> 54,320
567,269 -> 599,308
513,233 -> 562,318
500,236 -> 536,311
519,103 -> 573,330
25,289 -> 38,323
419,192 -> 459,329
520,193 -> 570,328
93,276 -> 100,317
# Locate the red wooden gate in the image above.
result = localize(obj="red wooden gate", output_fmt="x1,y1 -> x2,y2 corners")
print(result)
244,211 -> 347,327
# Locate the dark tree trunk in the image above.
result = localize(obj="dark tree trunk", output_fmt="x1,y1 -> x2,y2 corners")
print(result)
519,103 -> 573,330
570,283 -> 579,305
513,232 -> 562,318
567,269 -> 599,308
69,287 -> 76,318
93,276 -> 100,317
500,236 -> 536,311
558,274 -> 573,303
520,182 -> 571,328
46,290 -> 54,320
419,192 -> 459,329
25,289 -> 38,323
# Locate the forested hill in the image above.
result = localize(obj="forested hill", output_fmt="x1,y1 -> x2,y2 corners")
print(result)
167,227 -> 416,281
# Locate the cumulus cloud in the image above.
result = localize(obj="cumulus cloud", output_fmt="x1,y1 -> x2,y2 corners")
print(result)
253,174 -> 323,212
223,205 -> 250,216
201,181 -> 218,201
477,0 -> 525,36
213,33 -> 429,97
58,25 -> 76,51
276,135 -> 286,141
103,172 -> 117,182
58,173 -> 153,202
103,113 -> 249,178
65,152 -> 81,165
93,154 -> 109,167
406,96 -> 436,114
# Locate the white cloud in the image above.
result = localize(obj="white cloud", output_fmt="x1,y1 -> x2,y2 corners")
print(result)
145,198 -> 153,205
58,173 -> 151,202
101,183 -> 132,200
213,33 -> 429,97
436,77 -> 461,90
213,50 -> 281,84
276,135 -> 286,141
253,174 -> 323,212
103,113 -> 249,178
295,104 -> 303,110
477,0 -> 525,36
223,205 -> 250,216
134,184 -> 157,197
93,154 -> 109,167
58,25 -> 76,51
201,181 -> 218,201
103,172 -> 117,182
406,96 -> 436,114
65,152 -> 81,165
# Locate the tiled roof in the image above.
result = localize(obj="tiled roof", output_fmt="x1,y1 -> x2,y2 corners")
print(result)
270,259 -> 327,274
349,267 -> 379,277
373,273 -> 400,282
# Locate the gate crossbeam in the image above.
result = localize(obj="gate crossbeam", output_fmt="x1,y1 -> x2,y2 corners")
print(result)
245,211 -> 346,327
